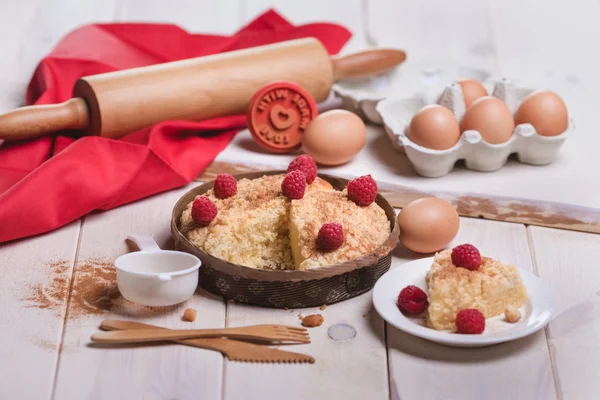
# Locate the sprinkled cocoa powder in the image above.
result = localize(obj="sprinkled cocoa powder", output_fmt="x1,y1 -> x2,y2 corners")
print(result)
23,257 -> 123,318
23,260 -> 71,311
69,258 -> 120,318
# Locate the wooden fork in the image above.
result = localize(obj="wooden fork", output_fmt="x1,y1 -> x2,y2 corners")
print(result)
91,322 -> 310,344
99,320 -> 315,364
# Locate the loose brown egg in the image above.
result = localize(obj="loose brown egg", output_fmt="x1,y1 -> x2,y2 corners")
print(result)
397,197 -> 460,254
460,96 -> 515,144
457,79 -> 488,107
515,90 -> 569,136
407,105 -> 461,150
302,110 -> 366,166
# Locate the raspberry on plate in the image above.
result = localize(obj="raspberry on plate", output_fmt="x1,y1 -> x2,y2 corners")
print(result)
347,174 -> 377,206
213,173 -> 237,199
192,196 -> 217,226
317,222 -> 344,251
287,155 -> 317,184
281,170 -> 307,200
451,244 -> 482,270
455,308 -> 485,334
396,285 -> 429,315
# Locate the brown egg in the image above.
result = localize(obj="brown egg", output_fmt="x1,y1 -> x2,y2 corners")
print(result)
460,96 -> 515,144
407,105 -> 461,150
397,197 -> 460,254
302,110 -> 366,166
515,90 -> 569,136
457,79 -> 488,107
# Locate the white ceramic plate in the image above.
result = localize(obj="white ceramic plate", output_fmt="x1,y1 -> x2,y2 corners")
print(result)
372,257 -> 556,347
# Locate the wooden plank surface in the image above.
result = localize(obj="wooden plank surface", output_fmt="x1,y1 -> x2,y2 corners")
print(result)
243,0 -> 366,53
0,222 -> 80,400
224,293 -> 389,399
52,183 -> 228,400
18,0 -> 121,88
529,226 -> 600,400
118,0 -> 241,34
387,218 -> 558,400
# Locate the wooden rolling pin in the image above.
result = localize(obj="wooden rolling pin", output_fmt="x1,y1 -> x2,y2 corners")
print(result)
0,38 -> 406,141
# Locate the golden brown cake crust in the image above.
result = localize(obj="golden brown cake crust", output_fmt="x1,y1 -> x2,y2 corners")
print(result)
289,189 -> 391,270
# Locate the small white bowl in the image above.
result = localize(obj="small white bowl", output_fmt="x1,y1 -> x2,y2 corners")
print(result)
115,235 -> 201,307
372,257 -> 556,347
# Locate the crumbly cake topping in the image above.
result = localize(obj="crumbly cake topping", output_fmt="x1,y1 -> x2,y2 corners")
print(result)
425,249 -> 527,330
180,173 -> 390,271
180,175 -> 292,269
289,189 -> 391,270
428,250 -> 519,283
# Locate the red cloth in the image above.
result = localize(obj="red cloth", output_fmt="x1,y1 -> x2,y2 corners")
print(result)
0,10 -> 351,243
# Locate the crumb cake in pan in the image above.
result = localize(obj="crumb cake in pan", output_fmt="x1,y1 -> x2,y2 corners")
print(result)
179,174 -> 391,271
171,168 -> 399,308
425,249 -> 528,330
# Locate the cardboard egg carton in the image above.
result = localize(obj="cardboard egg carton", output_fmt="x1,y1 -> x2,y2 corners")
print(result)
376,79 -> 573,178
332,67 -> 401,125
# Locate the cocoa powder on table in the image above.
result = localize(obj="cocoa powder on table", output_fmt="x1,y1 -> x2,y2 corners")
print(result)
24,260 -> 70,310
69,258 -> 121,317
23,258 -> 122,318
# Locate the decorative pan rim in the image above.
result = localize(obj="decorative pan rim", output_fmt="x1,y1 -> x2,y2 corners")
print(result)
170,170 -> 399,282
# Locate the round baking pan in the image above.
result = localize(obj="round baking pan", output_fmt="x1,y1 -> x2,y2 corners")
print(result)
171,171 -> 399,308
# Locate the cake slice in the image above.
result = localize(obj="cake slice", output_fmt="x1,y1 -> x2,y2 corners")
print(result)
289,189 -> 391,270
425,250 -> 528,330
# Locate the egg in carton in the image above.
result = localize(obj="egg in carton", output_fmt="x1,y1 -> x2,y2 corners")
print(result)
376,78 -> 574,178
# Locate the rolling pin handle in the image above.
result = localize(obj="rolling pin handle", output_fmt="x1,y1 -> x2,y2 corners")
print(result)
0,98 -> 90,141
331,48 -> 407,80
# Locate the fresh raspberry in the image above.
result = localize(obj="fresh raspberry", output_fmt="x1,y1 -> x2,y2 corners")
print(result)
191,196 -> 217,226
451,244 -> 482,270
396,285 -> 429,315
347,175 -> 378,206
455,309 -> 485,334
317,223 -> 344,251
287,155 -> 317,184
213,173 -> 237,199
281,170 -> 307,200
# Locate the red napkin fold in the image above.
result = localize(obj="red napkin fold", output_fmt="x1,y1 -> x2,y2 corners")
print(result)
0,10 -> 351,243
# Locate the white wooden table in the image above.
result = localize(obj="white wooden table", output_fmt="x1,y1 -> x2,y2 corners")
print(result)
1,1 -> 599,399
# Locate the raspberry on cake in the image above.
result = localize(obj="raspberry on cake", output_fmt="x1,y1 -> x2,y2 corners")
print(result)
213,173 -> 237,199
425,249 -> 527,330
289,189 -> 391,270
317,223 -> 344,251
282,170 -> 307,200
451,244 -> 482,270
347,175 -> 378,206
287,155 -> 317,183
191,196 -> 217,226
